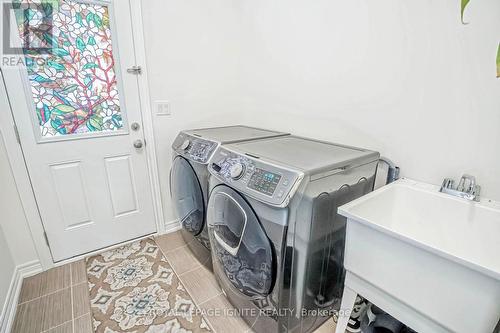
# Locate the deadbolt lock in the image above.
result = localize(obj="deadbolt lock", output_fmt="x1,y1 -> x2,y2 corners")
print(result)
131,122 -> 140,131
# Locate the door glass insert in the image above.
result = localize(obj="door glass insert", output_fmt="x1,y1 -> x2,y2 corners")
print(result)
170,157 -> 205,236
208,186 -> 274,297
212,193 -> 246,248
14,0 -> 123,137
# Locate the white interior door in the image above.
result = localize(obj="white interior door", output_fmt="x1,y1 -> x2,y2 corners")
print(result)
1,0 -> 156,261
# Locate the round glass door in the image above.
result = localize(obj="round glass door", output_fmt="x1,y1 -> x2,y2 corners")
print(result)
170,156 -> 205,236
208,185 -> 274,298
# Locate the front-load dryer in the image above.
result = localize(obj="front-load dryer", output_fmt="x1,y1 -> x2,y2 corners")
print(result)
206,135 -> 380,332
170,126 -> 289,269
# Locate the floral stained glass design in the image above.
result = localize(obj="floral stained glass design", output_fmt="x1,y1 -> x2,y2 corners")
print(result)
16,0 -> 123,137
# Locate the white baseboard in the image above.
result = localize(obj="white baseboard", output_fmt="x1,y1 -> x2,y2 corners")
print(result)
164,219 -> 181,233
0,260 -> 42,333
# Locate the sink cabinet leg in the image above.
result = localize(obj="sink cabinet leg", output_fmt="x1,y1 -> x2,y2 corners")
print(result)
335,285 -> 358,333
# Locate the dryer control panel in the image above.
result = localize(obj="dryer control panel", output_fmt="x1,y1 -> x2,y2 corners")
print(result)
208,147 -> 303,207
172,132 -> 219,164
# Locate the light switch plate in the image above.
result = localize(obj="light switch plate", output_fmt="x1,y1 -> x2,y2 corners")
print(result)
155,100 -> 171,116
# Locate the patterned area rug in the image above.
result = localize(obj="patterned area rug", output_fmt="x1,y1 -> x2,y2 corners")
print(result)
87,238 -> 211,333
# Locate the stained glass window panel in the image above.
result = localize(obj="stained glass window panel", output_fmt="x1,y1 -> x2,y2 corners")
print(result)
16,0 -> 123,137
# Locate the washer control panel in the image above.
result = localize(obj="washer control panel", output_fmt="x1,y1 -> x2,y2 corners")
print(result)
172,132 -> 218,164
208,147 -> 303,207
248,168 -> 281,196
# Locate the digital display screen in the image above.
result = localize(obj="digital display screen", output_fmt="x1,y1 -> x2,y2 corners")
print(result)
248,168 -> 282,196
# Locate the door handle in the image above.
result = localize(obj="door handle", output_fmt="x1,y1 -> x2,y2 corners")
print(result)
213,231 -> 239,256
133,139 -> 143,149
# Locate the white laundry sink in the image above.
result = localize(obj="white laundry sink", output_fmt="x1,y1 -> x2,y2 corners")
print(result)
338,178 -> 500,333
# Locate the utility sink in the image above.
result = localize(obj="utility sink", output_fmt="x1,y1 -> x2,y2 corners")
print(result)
337,178 -> 500,333
340,178 -> 500,280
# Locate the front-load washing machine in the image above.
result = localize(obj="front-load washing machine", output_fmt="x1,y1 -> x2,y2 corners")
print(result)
206,135 -> 380,332
170,126 -> 289,269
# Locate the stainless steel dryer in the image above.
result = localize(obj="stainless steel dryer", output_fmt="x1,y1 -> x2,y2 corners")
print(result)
170,126 -> 289,269
206,136 -> 380,332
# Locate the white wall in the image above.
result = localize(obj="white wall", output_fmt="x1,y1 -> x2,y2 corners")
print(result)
0,134 -> 39,266
141,0 -> 247,223
236,0 -> 500,199
142,0 -> 500,222
0,101 -> 39,267
0,225 -> 15,323
0,128 -> 37,328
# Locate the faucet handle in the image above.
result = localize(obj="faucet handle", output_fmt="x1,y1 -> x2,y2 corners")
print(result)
458,174 -> 476,192
471,185 -> 481,200
457,179 -> 465,192
441,178 -> 455,190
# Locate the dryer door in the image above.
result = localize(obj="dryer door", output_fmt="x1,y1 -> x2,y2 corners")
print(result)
207,185 -> 274,298
170,156 -> 205,236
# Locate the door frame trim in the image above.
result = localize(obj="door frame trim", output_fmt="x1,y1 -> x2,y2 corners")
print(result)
129,0 -> 165,234
0,74 -> 54,269
0,0 -> 165,269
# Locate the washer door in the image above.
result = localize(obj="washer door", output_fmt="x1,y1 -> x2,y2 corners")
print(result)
208,185 -> 274,298
170,156 -> 205,236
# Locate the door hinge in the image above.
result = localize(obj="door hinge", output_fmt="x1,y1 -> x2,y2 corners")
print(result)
144,139 -> 147,147
13,124 -> 20,144
43,231 -> 50,248
127,65 -> 142,75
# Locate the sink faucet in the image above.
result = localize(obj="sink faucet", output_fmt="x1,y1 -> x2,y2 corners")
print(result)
440,174 -> 481,202
379,157 -> 400,184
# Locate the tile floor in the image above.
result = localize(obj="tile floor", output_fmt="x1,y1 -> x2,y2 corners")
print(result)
12,260 -> 92,333
11,231 -> 339,333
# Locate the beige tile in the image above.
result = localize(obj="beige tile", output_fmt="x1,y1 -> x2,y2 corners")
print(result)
44,320 -> 73,333
74,313 -> 93,333
72,283 -> 91,318
155,231 -> 186,253
12,288 -> 72,333
179,266 -> 221,305
163,245 -> 200,275
314,317 -> 339,333
11,302 -> 43,333
19,264 -> 71,303
199,294 -> 253,333
71,260 -> 87,285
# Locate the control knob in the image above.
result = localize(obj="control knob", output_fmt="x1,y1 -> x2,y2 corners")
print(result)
229,163 -> 245,180
180,139 -> 190,151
